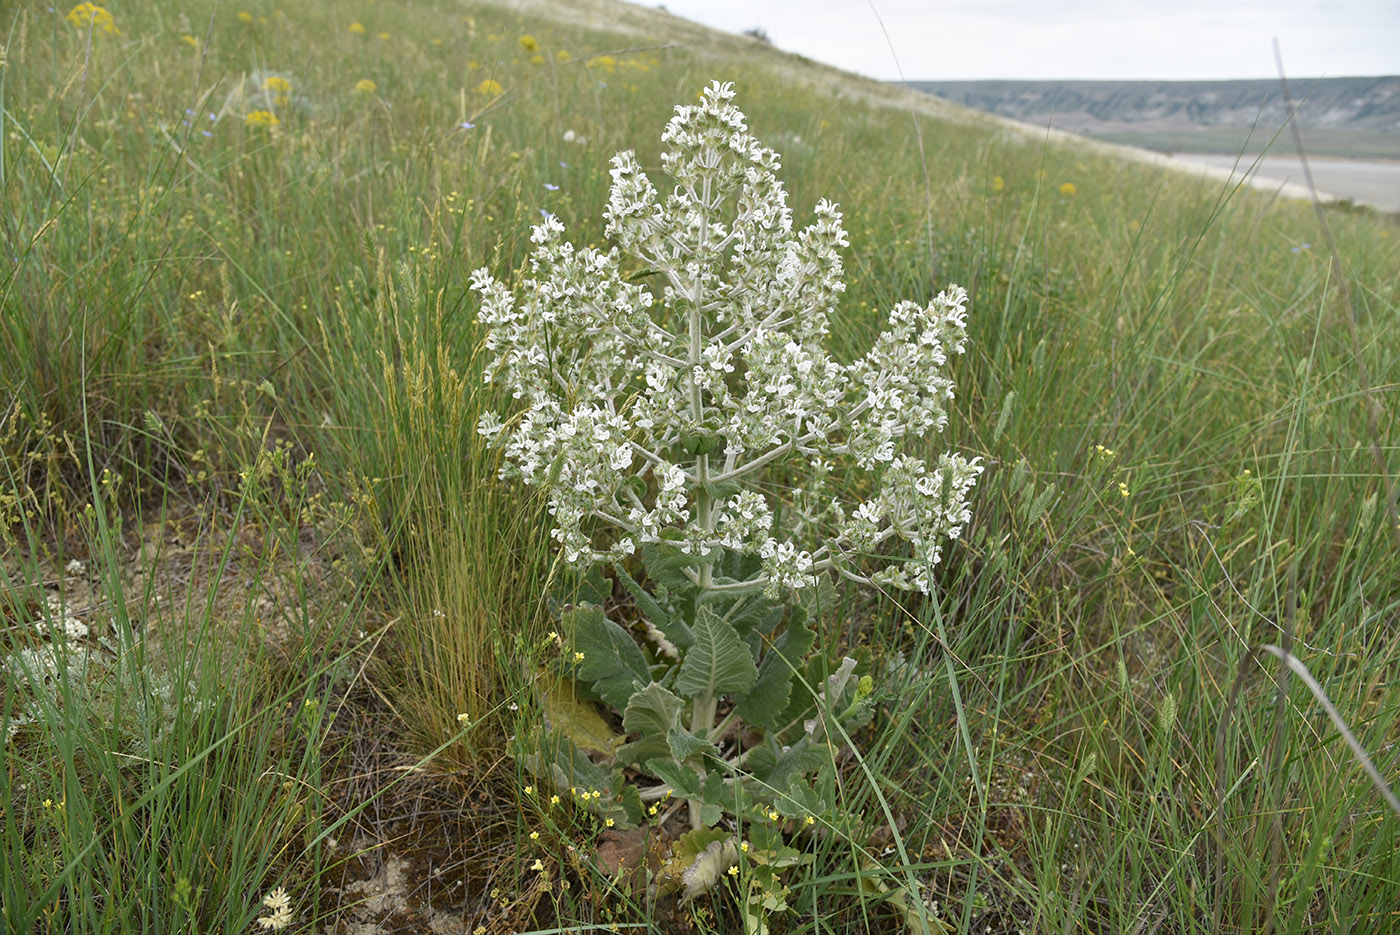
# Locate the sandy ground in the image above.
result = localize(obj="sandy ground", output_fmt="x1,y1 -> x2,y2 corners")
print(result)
1160,152 -> 1400,213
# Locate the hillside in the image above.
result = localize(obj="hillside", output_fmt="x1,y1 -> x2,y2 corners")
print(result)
907,76 -> 1400,157
4,2 -> 1398,934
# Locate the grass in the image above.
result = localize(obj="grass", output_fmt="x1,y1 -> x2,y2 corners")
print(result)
2,2 -> 1398,933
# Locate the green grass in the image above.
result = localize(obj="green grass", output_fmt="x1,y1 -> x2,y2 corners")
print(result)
3,2 -> 1398,933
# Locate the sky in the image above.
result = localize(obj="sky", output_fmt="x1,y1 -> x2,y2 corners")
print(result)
651,1 -> 1400,81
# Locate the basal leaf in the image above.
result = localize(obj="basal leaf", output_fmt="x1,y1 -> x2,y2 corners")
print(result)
539,671 -> 625,757
564,604 -> 650,710
622,681 -> 684,737
735,614 -> 815,731
675,605 -> 758,700
647,758 -> 701,797
667,727 -> 720,763
617,565 -> 693,650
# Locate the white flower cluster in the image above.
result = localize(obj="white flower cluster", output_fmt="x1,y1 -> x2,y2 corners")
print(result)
473,80 -> 982,594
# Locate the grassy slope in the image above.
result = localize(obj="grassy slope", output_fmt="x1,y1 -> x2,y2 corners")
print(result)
2,1 -> 1398,933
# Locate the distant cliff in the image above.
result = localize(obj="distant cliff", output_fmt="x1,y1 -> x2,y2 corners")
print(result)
905,77 -> 1400,158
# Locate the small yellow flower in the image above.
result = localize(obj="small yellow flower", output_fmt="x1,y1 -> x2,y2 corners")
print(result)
245,110 -> 280,127
805,815 -> 815,825
573,651 -> 585,662
767,809 -> 780,821
181,34 -> 200,48
992,175 -> 1005,192
648,803 -> 659,816
377,32 -> 389,40
727,865 -> 739,877
549,794 -> 560,806
476,78 -> 504,97
1118,482 -> 1130,498
530,831 -> 540,841
354,78 -> 377,93
740,841 -> 749,852
43,798 -> 54,809
1059,182 -> 1077,196
530,54 -> 545,65
456,713 -> 470,727
531,859 -> 544,871
556,50 -> 571,62
66,3 -> 120,34
237,11 -> 253,24
524,785 -> 534,795
518,34 -> 539,52
263,76 -> 292,94
348,22 -> 367,34
604,817 -> 615,828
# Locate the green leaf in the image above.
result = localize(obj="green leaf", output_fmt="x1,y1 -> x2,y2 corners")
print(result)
675,605 -> 759,700
735,614 -> 815,731
647,758 -> 701,797
619,783 -> 645,826
565,604 -> 650,710
617,565 -> 693,650
667,727 -> 720,763
622,682 -> 684,737
615,735 -> 671,769
748,736 -> 828,794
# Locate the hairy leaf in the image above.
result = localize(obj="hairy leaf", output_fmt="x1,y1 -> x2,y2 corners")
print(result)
617,565 -> 693,650
565,604 -> 650,710
647,758 -> 701,797
622,681 -> 684,737
735,614 -> 816,730
675,605 -> 759,700
667,727 -> 720,763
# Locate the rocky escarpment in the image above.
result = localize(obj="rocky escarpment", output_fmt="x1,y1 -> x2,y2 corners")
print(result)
905,76 -> 1400,135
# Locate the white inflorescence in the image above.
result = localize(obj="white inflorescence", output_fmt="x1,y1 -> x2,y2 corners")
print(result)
473,80 -> 982,594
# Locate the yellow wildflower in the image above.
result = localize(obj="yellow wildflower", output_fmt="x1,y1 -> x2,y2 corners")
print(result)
377,32 -> 389,40
237,11 -> 253,24
263,75 -> 292,93
245,110 -> 280,127
1059,182 -> 1077,196
529,831 -> 539,841
476,78 -> 503,97
66,3 -> 120,34
588,55 -> 617,73
556,50 -> 571,62
354,78 -> 377,93
524,785 -> 534,795
348,22 -> 366,34
727,865 -> 739,877
604,818 -> 615,828
530,54 -> 545,65
181,34 -> 200,48
992,175 -> 1005,192
531,859 -> 545,871
519,34 -> 539,52
549,794 -> 560,806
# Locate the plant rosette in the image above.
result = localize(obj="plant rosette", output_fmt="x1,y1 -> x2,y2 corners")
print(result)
475,80 -> 981,902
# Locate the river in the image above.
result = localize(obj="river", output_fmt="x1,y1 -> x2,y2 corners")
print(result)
1165,152 -> 1400,213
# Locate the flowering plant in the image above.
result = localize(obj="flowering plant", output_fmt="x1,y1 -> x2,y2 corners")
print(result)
475,80 -> 980,859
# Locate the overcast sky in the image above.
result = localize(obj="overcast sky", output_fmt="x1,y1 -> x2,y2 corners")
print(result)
653,1 -> 1399,81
